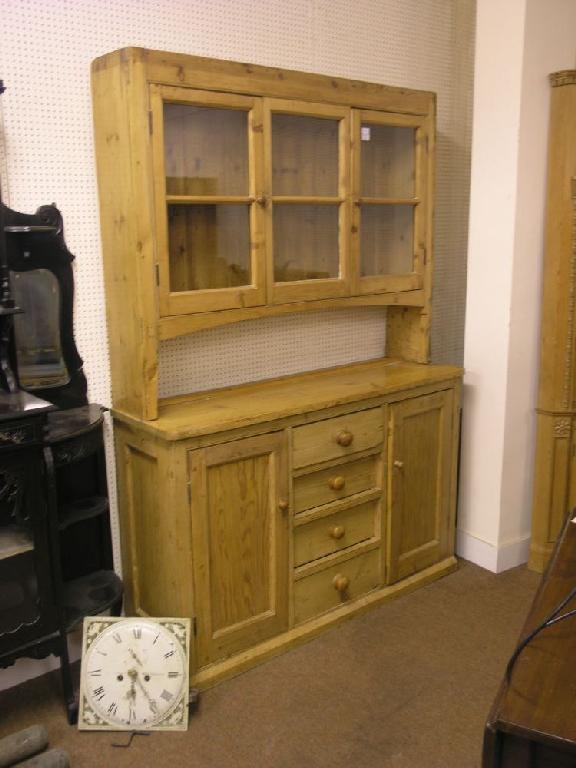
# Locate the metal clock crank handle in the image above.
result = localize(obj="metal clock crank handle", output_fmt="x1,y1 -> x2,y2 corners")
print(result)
112,732 -> 151,749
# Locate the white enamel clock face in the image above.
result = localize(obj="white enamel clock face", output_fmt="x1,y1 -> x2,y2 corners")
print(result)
78,617 -> 190,731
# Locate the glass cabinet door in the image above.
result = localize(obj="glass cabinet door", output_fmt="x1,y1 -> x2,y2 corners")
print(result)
352,110 -> 430,295
150,86 -> 266,316
265,100 -> 350,304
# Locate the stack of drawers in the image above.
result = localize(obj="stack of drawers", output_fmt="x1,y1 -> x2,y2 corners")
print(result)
291,407 -> 386,624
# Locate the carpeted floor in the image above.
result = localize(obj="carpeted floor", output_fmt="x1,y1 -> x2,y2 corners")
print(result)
0,560 -> 540,768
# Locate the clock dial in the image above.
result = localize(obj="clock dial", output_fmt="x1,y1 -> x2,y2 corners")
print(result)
80,618 -> 189,729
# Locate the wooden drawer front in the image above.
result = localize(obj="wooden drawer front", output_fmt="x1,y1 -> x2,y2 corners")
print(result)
293,455 -> 379,513
292,408 -> 383,469
294,500 -> 378,567
294,548 -> 381,624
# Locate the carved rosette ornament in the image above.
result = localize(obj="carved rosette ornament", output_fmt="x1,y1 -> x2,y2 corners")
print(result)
0,466 -> 27,520
553,418 -> 571,438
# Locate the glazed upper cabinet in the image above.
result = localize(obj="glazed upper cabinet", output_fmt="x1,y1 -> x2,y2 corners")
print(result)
149,87 -> 429,313
91,48 -> 435,420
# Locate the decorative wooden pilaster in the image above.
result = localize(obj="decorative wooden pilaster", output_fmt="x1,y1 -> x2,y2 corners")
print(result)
529,71 -> 576,572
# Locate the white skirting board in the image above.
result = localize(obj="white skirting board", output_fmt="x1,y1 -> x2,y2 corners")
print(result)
456,528 -> 531,573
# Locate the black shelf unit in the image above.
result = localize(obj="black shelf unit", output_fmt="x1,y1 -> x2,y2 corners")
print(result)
0,170 -> 121,720
0,403 -> 122,722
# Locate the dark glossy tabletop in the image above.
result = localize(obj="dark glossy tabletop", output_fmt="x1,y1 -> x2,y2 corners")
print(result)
487,517 -> 576,751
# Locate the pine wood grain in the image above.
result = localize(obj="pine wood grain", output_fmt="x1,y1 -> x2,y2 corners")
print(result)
530,73 -> 576,572
113,359 -> 462,441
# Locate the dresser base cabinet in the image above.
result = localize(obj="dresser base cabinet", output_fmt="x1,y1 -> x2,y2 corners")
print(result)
113,359 -> 462,689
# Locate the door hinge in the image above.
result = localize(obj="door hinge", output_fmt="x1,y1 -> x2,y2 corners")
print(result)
192,617 -> 197,636
155,263 -> 160,286
187,481 -> 192,505
148,110 -> 153,135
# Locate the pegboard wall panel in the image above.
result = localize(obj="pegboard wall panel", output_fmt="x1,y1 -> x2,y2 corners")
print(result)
159,308 -> 386,397
0,0 -> 474,686
0,0 -> 475,402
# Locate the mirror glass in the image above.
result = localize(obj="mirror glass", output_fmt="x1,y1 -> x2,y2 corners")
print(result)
11,269 -> 69,388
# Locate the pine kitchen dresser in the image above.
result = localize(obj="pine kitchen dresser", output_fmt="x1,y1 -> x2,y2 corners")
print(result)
91,47 -> 463,688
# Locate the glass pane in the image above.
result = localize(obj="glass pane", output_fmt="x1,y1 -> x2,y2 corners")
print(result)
12,269 -> 69,388
360,205 -> 414,276
164,103 -> 249,196
168,204 -> 251,291
272,114 -> 339,196
360,124 -> 415,198
274,205 -> 339,282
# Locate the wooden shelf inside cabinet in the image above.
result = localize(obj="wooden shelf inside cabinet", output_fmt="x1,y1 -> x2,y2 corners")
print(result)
46,403 -> 105,458
58,496 -> 109,531
0,525 -> 34,560
62,570 -> 123,631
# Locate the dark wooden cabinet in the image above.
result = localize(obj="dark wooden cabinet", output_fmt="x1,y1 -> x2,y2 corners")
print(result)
0,403 -> 122,722
483,516 -> 576,767
0,407 -> 57,658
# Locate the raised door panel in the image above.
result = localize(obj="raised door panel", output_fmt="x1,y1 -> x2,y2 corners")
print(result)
387,389 -> 453,584
189,432 -> 289,667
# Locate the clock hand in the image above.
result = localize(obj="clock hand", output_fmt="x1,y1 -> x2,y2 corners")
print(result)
125,671 -> 137,703
124,670 -> 138,724
133,671 -> 158,714
128,647 -> 144,666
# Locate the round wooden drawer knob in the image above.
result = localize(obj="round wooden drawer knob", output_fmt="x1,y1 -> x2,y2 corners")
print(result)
333,574 -> 350,593
336,430 -> 354,447
328,475 -> 346,491
329,525 -> 345,540
278,499 -> 289,512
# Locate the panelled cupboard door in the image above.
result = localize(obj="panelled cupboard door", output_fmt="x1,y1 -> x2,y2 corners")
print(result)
263,98 -> 351,303
351,110 -> 432,296
387,390 -> 453,584
150,85 -> 266,316
188,432 -> 289,668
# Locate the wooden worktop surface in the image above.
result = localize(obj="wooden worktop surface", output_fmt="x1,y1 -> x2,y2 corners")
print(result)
113,358 -> 462,441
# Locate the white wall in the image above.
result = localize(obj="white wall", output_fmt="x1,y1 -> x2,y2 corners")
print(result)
458,0 -> 576,572
0,0 -> 474,689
